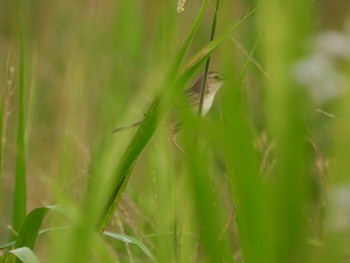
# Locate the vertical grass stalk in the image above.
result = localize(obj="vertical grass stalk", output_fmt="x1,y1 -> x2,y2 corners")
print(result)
0,43 -> 12,193
12,1 -> 27,234
96,0 -> 211,234
198,0 -> 223,116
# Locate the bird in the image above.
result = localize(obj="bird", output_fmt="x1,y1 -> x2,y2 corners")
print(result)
112,71 -> 225,134
184,71 -> 225,116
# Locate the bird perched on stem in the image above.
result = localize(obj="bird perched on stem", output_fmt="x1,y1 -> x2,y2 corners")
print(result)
184,71 -> 225,116
113,71 -> 225,151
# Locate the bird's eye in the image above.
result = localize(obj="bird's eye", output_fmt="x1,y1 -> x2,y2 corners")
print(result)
214,75 -> 221,80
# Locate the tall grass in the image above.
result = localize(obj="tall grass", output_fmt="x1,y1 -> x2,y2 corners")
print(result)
12,0 -> 27,235
0,0 -> 349,262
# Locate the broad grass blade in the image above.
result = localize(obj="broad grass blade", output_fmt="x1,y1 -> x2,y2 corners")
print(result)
97,0 -> 211,233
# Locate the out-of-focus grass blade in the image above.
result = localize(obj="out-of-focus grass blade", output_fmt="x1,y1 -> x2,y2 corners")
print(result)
321,79 -> 350,262
0,227 -> 74,250
172,0 -> 210,77
221,60 -> 273,263
0,241 -> 15,250
96,0 -> 211,234
97,1 -> 257,237
103,231 -> 155,261
0,247 -> 40,263
173,6 -> 258,114
13,2 -> 27,233
260,0 -> 312,261
0,42 -> 12,191
182,127 -> 236,262
90,232 -> 118,263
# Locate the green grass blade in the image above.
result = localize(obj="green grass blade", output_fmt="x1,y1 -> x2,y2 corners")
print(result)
0,89 -> 5,192
181,129 -> 237,262
0,227 -> 75,250
14,207 -> 50,251
96,98 -> 159,233
217,31 -> 274,263
103,231 -> 155,261
178,6 -> 258,78
198,0 -> 223,115
0,42 -> 12,193
13,1 -> 27,233
97,4 -> 257,235
222,83 -> 273,263
0,206 -> 59,261
0,241 -> 15,250
260,0 -> 312,261
1,247 -> 40,263
172,0 -> 210,78
96,0 -> 211,233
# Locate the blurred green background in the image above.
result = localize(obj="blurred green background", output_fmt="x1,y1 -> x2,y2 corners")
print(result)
1,0 -> 350,262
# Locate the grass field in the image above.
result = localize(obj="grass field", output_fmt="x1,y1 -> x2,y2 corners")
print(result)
1,0 -> 350,262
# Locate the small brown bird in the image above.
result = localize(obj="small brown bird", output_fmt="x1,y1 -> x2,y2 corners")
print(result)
185,71 -> 225,116
113,71 -> 225,133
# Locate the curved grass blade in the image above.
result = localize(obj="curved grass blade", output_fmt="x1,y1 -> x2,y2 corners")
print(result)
12,206 -> 61,262
97,0 -> 211,234
14,207 -> 51,251
0,247 -> 40,263
0,42 -> 13,193
179,6 -> 258,78
103,231 -> 155,261
174,6 -> 258,94
97,3 -> 258,235
172,0 -> 210,78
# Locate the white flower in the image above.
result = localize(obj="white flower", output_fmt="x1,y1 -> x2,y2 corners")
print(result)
293,22 -> 350,104
314,31 -> 350,59
293,53 -> 346,103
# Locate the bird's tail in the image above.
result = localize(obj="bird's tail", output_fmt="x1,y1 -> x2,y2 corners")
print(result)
112,119 -> 143,133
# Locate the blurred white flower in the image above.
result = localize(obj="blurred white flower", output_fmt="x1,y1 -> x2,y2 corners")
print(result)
294,53 -> 346,103
328,184 -> 350,233
177,0 -> 186,13
314,31 -> 350,59
293,23 -> 350,104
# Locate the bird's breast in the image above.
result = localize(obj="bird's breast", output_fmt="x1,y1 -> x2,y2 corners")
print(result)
201,93 -> 216,116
